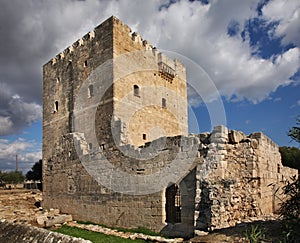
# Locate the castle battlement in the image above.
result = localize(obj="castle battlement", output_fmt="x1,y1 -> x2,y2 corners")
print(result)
47,16 -> 185,79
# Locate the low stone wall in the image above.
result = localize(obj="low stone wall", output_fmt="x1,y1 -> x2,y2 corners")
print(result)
0,220 -> 91,243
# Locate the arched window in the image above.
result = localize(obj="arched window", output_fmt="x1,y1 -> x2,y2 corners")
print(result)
134,85 -> 140,97
143,133 -> 147,140
88,84 -> 94,98
84,60 -> 88,67
162,98 -> 166,108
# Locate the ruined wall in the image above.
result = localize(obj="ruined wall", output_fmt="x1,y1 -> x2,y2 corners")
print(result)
43,132 -> 198,236
195,126 -> 298,231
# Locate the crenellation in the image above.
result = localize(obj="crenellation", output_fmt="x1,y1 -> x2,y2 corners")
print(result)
51,57 -> 56,65
88,30 -> 95,40
78,38 -> 84,47
68,45 -> 74,53
59,52 -> 65,59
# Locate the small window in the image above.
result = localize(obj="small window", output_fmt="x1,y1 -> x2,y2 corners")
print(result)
162,98 -> 166,108
134,85 -> 140,97
56,77 -> 60,84
88,143 -> 92,150
88,84 -> 94,98
143,134 -> 147,140
277,164 -> 281,173
84,60 -> 88,67
54,101 -> 59,112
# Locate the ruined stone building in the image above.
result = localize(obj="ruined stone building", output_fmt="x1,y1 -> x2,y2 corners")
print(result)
42,16 -> 297,238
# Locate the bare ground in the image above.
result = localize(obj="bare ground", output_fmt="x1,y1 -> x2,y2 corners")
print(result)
0,188 -> 42,225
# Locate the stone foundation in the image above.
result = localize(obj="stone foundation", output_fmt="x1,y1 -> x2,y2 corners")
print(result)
0,220 -> 91,243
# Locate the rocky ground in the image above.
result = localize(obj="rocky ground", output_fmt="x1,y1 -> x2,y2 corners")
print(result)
0,188 -> 42,225
0,189 -> 292,242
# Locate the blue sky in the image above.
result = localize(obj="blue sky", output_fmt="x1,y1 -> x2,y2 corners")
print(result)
0,0 -> 299,173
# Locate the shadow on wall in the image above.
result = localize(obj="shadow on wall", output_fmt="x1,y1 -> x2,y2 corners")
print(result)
194,180 -> 212,231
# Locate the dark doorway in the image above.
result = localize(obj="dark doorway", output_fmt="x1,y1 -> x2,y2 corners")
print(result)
166,184 -> 181,223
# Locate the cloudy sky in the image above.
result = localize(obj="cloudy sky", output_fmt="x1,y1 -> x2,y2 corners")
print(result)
0,0 -> 299,173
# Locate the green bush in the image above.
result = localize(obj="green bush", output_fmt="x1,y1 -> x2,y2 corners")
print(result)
279,176 -> 300,243
279,176 -> 300,220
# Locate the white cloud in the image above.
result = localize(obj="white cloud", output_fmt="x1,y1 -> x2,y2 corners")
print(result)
0,138 -> 41,173
0,0 -> 299,137
0,117 -> 13,135
262,0 -> 300,46
145,0 -> 300,104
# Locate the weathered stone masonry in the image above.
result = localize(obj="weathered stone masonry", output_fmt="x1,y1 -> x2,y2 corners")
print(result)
195,126 -> 297,231
43,16 -> 298,238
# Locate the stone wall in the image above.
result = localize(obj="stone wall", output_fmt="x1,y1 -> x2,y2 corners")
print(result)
195,126 -> 298,231
112,17 -> 188,146
0,220 -> 91,243
43,132 -> 199,237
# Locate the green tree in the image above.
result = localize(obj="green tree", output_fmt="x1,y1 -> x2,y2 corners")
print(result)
288,118 -> 300,144
0,171 -> 5,187
0,171 -> 25,184
279,146 -> 300,170
279,175 -> 300,242
26,159 -> 42,181
279,118 -> 300,242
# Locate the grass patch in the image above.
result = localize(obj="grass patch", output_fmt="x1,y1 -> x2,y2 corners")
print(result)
244,225 -> 266,243
76,221 -> 161,236
54,225 -> 146,243
114,227 -> 161,237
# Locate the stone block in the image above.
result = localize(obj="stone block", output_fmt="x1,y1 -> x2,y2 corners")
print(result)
212,125 -> 228,134
229,130 -> 246,144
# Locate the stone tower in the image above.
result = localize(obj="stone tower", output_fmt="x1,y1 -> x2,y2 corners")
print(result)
43,16 -> 188,154
42,16 -> 193,236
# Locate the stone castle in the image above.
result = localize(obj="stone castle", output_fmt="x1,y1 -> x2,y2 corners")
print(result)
42,16 -> 297,238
